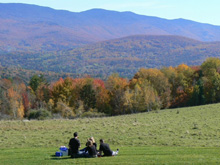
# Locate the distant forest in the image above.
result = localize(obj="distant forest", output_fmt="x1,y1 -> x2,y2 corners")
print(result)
1,57 -> 220,120
1,35 -> 220,79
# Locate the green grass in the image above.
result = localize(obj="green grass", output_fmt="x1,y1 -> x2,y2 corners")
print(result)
0,147 -> 220,164
1,103 -> 220,164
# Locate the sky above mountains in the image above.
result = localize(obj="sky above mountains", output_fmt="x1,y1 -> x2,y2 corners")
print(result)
0,0 -> 220,26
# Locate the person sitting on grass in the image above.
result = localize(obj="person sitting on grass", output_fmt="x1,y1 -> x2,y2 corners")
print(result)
68,132 -> 84,158
98,139 -> 119,157
84,140 -> 97,158
89,137 -> 97,151
80,136 -> 97,152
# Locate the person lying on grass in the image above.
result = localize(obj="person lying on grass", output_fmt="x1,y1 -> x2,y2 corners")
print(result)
98,139 -> 119,157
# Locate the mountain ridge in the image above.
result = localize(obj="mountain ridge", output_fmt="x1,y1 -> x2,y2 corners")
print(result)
1,3 -> 220,52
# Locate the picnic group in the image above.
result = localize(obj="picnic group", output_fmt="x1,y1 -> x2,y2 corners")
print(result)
68,132 -> 119,158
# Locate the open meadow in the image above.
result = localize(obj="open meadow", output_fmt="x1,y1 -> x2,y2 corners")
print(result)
1,103 -> 220,164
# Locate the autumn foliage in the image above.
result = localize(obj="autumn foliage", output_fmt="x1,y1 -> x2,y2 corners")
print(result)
1,58 -> 220,119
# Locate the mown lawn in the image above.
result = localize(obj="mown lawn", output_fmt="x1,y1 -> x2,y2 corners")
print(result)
0,147 -> 220,164
1,103 -> 220,164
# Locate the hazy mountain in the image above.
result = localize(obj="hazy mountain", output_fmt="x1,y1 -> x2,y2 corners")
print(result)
1,35 -> 220,78
1,3 -> 220,51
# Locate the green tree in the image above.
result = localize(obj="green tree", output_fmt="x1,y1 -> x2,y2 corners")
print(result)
29,74 -> 46,92
190,78 -> 205,106
201,57 -> 220,77
129,78 -> 161,113
201,58 -> 220,103
80,82 -> 96,111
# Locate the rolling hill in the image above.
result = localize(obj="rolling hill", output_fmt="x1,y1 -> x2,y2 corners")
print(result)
1,3 -> 220,52
1,35 -> 220,78
1,103 -> 220,164
54,35 -> 220,77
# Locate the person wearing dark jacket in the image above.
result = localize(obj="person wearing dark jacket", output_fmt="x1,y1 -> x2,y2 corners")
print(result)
89,137 -> 97,151
98,139 -> 119,157
85,140 -> 97,158
80,136 -> 97,152
68,132 -> 84,158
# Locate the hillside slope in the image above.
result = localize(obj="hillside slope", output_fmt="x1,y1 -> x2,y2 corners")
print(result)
58,35 -> 220,77
1,103 -> 220,148
1,3 -> 220,51
1,35 -> 220,77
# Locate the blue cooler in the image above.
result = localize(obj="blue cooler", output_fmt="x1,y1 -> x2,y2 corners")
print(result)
55,151 -> 63,157
60,146 -> 68,156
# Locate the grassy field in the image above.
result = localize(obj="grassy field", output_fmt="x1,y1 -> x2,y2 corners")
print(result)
1,103 -> 220,164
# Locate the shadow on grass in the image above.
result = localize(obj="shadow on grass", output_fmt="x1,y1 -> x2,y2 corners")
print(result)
50,155 -> 72,160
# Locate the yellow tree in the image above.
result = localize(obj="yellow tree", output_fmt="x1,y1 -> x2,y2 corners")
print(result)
129,78 -> 160,112
7,87 -> 24,119
162,64 -> 195,107
106,74 -> 128,115
135,68 -> 171,108
51,77 -> 75,117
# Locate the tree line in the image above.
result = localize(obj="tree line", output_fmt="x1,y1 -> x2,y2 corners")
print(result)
1,57 -> 220,119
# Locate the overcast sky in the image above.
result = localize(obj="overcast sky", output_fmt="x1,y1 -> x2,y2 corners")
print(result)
1,0 -> 220,26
